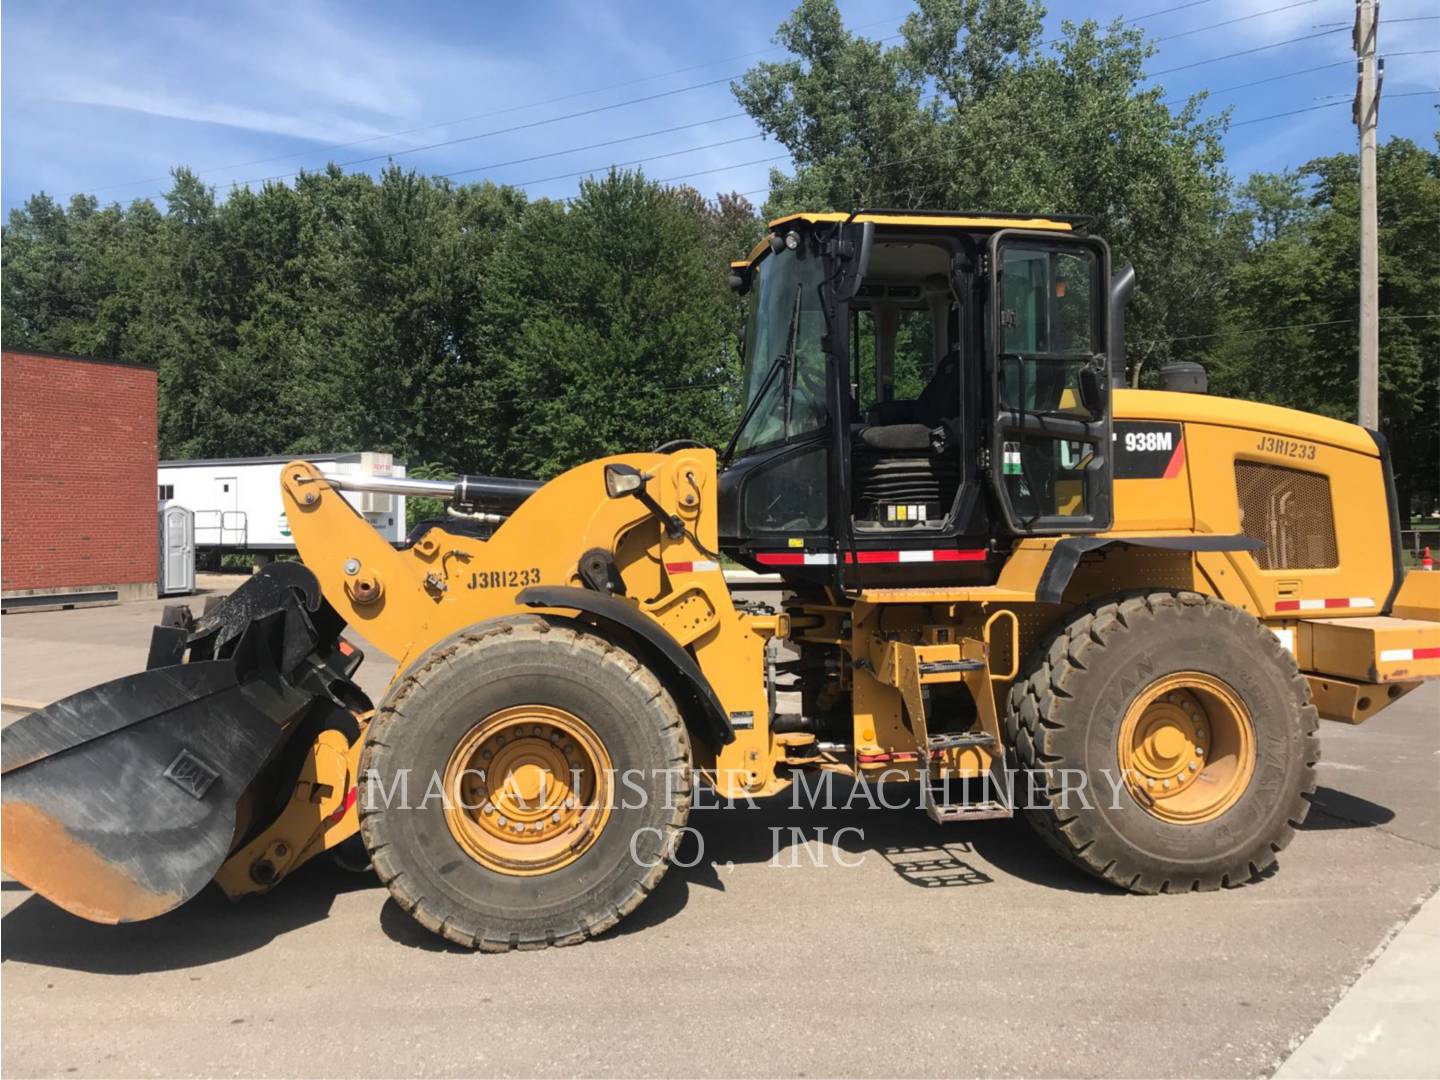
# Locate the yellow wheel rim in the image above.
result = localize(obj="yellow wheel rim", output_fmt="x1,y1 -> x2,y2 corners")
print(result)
442,704 -> 613,876
1117,672 -> 1256,824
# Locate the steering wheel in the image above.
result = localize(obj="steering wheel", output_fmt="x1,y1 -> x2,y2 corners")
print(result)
652,439 -> 710,453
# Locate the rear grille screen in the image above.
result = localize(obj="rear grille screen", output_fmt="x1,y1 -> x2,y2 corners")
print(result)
1235,461 -> 1339,569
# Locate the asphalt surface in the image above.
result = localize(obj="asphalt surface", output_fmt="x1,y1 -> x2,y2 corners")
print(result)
2,582 -> 1438,1078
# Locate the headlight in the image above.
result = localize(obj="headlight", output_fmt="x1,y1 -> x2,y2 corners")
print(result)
604,464 -> 644,498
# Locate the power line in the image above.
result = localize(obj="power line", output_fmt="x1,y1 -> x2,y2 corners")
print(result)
1136,313 -> 1439,346
1143,27 -> 1348,79
1039,0 -> 1225,47
131,81 -> 1438,213
229,74 -> 745,188
1163,52 -> 1440,106
101,1 -> 1414,211
510,134 -> 771,190
1130,0 -> 1223,22
653,155 -> 793,187
116,0 -> 1252,205
1227,90 -> 1438,128
86,10 -> 910,195
253,0 -> 1264,198
434,114 -> 748,181
1152,0 -> 1319,44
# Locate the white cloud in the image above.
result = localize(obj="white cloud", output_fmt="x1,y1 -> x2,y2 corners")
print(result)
48,79 -> 393,145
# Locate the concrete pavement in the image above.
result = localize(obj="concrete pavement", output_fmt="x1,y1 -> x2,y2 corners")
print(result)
2,587 -> 1437,1077
1275,888 -> 1440,1079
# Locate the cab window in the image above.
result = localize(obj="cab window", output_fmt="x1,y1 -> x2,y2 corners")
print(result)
997,246 -> 1099,418
731,248 -> 828,458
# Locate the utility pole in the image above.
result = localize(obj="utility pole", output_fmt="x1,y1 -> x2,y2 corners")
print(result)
1353,0 -> 1383,430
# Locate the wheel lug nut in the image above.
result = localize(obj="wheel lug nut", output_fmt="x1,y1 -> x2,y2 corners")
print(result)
1162,779 -> 1172,789
551,811 -> 562,822
497,816 -> 508,826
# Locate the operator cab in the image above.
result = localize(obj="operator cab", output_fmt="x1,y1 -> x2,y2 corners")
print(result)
718,210 -> 1122,589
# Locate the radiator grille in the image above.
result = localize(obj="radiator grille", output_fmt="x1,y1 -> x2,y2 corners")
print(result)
1235,461 -> 1338,570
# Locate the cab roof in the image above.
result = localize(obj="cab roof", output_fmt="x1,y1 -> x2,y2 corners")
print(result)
734,209 -> 1087,268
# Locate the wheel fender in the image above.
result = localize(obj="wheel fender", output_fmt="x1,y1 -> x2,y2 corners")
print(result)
516,585 -> 736,751
1035,534 -> 1265,604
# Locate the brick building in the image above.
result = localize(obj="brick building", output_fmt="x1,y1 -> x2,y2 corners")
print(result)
2,349 -> 159,609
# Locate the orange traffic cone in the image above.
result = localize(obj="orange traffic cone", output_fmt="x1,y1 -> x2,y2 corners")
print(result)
1423,546 -> 1434,571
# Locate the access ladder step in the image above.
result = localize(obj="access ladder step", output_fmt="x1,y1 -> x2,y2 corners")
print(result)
921,755 -> 1013,823
918,659 -> 986,676
924,800 -> 1013,824
926,731 -> 996,751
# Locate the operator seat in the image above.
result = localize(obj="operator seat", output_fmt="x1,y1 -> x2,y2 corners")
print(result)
856,349 -> 961,452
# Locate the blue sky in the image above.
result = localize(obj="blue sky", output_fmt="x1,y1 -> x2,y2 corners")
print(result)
2,0 -> 1437,215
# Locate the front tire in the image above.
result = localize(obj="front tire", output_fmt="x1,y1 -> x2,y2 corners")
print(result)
359,617 -> 691,950
1005,591 -> 1318,893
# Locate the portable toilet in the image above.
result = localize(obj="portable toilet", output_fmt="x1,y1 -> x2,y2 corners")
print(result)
158,503 -> 196,596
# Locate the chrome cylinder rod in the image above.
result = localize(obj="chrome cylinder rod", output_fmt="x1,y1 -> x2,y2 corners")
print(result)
319,472 -> 455,498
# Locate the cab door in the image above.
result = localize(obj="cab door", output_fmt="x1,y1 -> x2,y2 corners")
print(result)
987,230 -> 1113,533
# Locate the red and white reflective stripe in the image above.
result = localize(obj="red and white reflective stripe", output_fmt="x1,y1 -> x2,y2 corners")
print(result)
1274,597 -> 1376,612
849,548 -> 986,564
663,560 -> 721,574
755,549 -> 986,567
756,552 -> 837,566
1379,646 -> 1440,663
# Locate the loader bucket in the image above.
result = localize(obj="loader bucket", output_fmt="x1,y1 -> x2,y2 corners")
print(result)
0,565 -> 363,924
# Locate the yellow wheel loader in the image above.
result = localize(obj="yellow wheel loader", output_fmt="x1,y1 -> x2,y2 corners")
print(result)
5,209 -> 1439,949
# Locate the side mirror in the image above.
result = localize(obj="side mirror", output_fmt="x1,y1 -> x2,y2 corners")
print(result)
604,463 -> 645,498
827,221 -> 874,303
1078,355 -> 1109,418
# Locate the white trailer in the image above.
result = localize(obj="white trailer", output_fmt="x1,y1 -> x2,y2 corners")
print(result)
157,452 -> 408,554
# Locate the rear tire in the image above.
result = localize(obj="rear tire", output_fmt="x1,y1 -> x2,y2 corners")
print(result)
359,617 -> 691,950
1004,591 -> 1318,893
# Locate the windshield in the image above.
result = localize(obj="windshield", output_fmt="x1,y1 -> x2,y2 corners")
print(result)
730,246 -> 828,458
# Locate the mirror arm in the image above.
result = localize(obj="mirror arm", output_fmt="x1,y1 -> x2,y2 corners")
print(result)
632,487 -> 685,540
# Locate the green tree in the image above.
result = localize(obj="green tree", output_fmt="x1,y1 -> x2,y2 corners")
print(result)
1207,137 -> 1440,516
469,171 -> 746,478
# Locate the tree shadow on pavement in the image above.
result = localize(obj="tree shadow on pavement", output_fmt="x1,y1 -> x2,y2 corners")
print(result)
1,859 -> 379,974
1300,786 -> 1397,830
